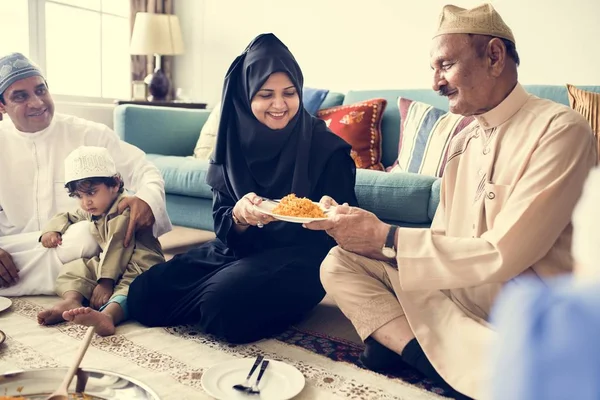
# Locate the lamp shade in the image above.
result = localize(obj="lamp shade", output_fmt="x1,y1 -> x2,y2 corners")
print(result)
130,12 -> 184,55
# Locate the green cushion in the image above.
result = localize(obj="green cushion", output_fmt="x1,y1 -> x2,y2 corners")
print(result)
320,91 -> 345,109
429,179 -> 441,221
356,169 -> 437,224
524,85 -> 600,106
165,194 -> 214,231
114,105 -> 210,157
146,154 -> 212,199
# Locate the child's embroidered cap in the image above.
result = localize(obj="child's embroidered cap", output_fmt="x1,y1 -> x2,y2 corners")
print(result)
64,146 -> 117,184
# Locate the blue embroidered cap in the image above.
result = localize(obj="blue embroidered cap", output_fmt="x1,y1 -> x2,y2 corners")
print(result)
0,53 -> 44,96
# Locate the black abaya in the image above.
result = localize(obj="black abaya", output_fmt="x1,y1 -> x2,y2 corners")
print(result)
128,151 -> 357,343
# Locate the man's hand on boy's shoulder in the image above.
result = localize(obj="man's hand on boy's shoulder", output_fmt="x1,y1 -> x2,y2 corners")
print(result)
41,232 -> 62,248
117,196 -> 155,248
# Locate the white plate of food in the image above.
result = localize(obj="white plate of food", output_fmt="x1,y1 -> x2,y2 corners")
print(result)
0,296 -> 12,313
254,195 -> 330,223
201,358 -> 305,400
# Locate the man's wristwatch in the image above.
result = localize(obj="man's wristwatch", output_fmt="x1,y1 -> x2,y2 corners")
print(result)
381,225 -> 399,258
232,211 -> 248,226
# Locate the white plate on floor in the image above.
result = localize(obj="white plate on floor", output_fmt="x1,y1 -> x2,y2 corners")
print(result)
201,358 -> 305,400
0,296 -> 12,313
254,200 -> 330,223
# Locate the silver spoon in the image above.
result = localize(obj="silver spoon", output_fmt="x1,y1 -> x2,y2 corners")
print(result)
248,360 -> 270,395
232,355 -> 264,392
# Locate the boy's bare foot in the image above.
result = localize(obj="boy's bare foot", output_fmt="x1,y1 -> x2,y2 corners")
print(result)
63,307 -> 115,336
37,298 -> 82,326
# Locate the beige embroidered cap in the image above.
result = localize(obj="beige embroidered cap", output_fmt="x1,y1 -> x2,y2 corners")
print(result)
64,146 -> 117,184
434,3 -> 516,44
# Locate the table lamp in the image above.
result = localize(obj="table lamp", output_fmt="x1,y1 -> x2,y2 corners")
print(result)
130,12 -> 184,101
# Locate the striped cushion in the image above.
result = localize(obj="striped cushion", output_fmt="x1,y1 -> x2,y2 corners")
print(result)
390,97 -> 474,177
567,84 -> 600,162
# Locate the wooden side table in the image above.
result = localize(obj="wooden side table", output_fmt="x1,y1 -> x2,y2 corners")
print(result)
115,100 -> 207,110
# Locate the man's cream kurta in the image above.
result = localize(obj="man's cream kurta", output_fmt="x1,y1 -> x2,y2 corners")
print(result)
392,84 -> 596,398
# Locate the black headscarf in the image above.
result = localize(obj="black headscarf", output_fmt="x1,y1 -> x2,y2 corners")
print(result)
206,33 -> 350,202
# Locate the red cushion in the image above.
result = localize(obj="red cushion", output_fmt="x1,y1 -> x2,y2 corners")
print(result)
317,98 -> 387,171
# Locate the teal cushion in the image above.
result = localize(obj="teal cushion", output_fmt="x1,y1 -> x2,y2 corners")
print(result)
429,179 -> 441,221
355,169 -> 437,224
524,85 -> 600,106
146,154 -> 212,199
320,91 -> 345,109
114,105 -> 210,157
165,194 -> 214,231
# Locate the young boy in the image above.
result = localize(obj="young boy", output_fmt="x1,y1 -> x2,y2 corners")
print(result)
37,146 -> 165,336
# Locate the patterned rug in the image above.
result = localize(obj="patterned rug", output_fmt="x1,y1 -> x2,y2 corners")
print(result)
273,328 -> 451,398
0,297 -> 448,400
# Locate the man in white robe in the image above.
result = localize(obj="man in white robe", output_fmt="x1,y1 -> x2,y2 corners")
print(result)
0,52 -> 172,300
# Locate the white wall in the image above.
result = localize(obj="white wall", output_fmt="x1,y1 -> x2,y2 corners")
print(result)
174,0 -> 600,108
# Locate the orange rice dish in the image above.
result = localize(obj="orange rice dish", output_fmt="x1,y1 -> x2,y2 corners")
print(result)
271,194 -> 326,218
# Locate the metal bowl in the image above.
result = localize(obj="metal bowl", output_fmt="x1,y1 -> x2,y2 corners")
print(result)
0,368 -> 160,399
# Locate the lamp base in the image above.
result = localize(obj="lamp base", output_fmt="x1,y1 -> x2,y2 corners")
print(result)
146,69 -> 170,102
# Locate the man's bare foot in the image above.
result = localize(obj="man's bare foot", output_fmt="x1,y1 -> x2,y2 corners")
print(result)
63,307 -> 115,336
37,298 -> 82,325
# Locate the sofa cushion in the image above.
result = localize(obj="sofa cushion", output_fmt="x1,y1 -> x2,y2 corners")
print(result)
303,87 -> 329,115
320,91 -> 345,109
165,194 -> 214,231
193,102 -> 220,160
343,90 -> 453,168
429,178 -> 442,221
391,97 -> 474,177
317,99 -> 387,171
355,169 -> 437,224
146,154 -> 213,199
567,84 -> 600,160
114,105 -> 209,157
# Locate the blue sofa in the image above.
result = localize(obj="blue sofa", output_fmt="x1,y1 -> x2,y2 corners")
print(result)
113,85 -> 600,231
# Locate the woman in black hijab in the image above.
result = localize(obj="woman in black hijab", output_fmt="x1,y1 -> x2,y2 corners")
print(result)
127,33 -> 358,343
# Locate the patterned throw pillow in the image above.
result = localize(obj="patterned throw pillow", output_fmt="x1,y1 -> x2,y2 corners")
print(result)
567,84 -> 600,161
317,98 -> 387,171
390,97 -> 474,177
193,101 -> 220,160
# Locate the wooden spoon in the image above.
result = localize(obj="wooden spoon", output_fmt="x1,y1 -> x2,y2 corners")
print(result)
47,326 -> 95,400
